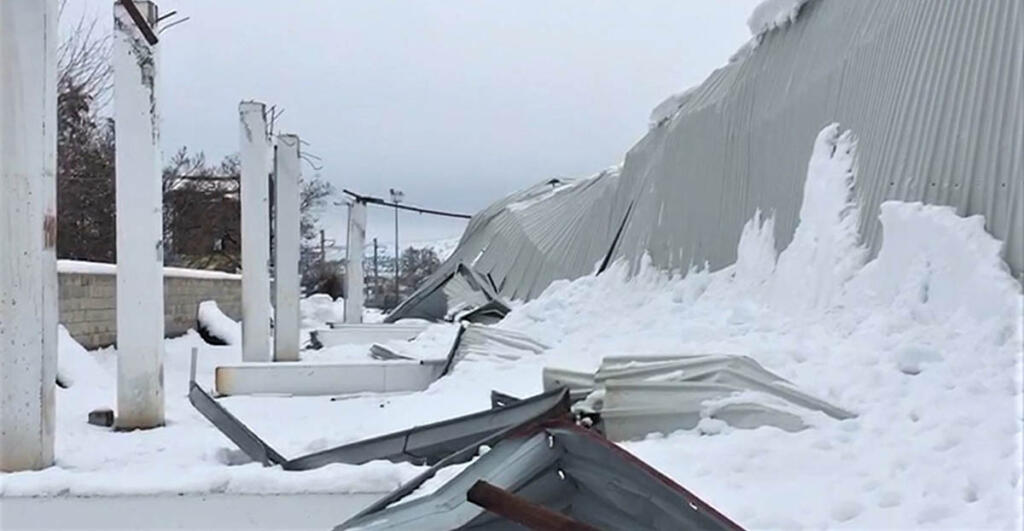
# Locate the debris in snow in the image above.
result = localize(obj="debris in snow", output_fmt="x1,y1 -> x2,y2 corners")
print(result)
541,354 -> 855,440
341,422 -> 742,530
747,0 -> 808,37
87,408 -> 115,427
197,300 -> 241,346
896,345 -> 943,375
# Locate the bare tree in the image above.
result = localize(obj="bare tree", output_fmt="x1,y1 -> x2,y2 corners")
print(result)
56,2 -> 116,261
58,0 -> 112,112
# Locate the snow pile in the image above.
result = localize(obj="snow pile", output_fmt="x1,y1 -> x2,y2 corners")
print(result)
495,124 -> 1024,529
196,301 -> 241,346
55,326 -> 109,390
768,124 -> 866,311
747,0 -> 808,36
300,293 -> 346,328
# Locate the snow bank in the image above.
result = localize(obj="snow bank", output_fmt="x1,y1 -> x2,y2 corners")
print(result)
55,325 -> 109,389
197,300 -> 242,346
497,124 -> 1023,529
769,123 -> 866,311
300,293 -> 345,328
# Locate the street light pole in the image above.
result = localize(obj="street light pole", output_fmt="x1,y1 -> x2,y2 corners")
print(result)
389,188 -> 404,308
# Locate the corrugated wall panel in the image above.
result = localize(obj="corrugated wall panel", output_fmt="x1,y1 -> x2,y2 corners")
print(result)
614,0 -> 1022,277
389,0 -> 1022,322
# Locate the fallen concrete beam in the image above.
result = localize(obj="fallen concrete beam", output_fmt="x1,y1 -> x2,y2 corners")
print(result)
312,322 -> 429,347
213,359 -> 446,396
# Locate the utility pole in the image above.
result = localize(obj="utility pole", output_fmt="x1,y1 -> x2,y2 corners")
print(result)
1,0 -> 58,471
320,229 -> 326,264
389,188 -> 404,308
373,238 -> 379,306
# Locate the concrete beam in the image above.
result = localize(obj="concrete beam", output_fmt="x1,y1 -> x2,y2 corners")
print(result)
312,322 -> 428,347
213,360 -> 445,396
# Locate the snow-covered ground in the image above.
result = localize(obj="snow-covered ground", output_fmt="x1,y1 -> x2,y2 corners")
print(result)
3,125 -> 1021,529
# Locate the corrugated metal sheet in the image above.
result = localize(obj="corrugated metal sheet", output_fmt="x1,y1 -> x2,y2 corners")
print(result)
388,168 -> 622,321
393,0 -> 1022,320
614,0 -> 1022,277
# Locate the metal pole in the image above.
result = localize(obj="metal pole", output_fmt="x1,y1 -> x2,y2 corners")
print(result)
239,101 -> 272,362
114,0 -> 164,429
373,237 -> 379,306
273,134 -> 301,361
393,203 -> 399,307
320,229 -> 326,264
389,188 -> 403,308
0,0 -> 58,470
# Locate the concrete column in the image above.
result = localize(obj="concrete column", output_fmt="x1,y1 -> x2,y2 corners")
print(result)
239,102 -> 272,362
0,0 -> 59,471
114,0 -> 164,429
273,134 -> 301,361
344,202 -> 367,323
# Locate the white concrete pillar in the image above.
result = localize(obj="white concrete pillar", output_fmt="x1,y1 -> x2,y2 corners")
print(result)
114,0 -> 164,429
344,202 -> 367,323
239,102 -> 272,362
273,134 -> 301,361
0,0 -> 59,471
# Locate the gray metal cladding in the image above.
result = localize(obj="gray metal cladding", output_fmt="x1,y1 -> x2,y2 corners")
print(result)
387,170 -> 622,321
614,0 -> 1023,277
392,0 -> 1021,322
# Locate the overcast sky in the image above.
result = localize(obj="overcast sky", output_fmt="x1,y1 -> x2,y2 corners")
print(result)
66,1 -> 757,252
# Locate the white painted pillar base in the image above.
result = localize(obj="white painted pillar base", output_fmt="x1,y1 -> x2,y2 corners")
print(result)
114,0 -> 164,429
239,102 -> 272,362
0,0 -> 58,472
273,134 -> 301,361
344,202 -> 367,323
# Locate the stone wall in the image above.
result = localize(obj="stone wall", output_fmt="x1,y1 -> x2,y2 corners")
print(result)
57,261 -> 241,349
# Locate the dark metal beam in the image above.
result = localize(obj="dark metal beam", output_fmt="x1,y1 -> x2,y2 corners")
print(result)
467,480 -> 600,531
118,0 -> 159,45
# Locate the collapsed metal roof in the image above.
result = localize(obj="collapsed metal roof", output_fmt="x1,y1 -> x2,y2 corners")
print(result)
544,355 -> 856,441
387,169 -> 623,322
337,421 -> 743,531
188,379 -> 570,470
388,0 -> 1022,322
